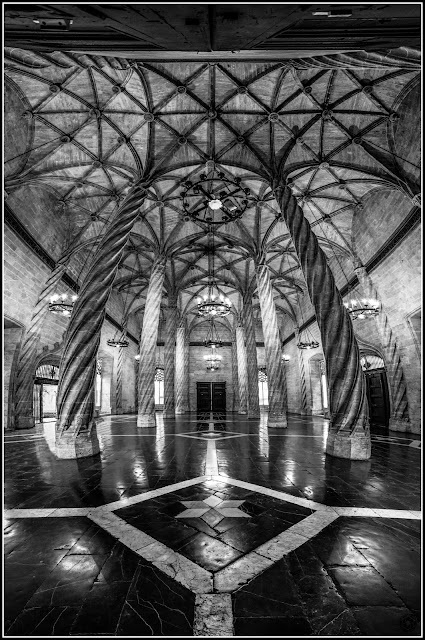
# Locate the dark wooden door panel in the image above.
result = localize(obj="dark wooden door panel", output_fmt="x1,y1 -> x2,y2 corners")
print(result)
365,369 -> 390,428
212,382 -> 226,411
197,382 -> 211,411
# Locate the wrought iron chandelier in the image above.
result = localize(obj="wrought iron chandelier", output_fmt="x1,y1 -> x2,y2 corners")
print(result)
343,295 -> 379,321
196,230 -> 231,317
180,166 -> 252,225
48,293 -> 78,317
297,324 -> 319,350
204,318 -> 223,348
203,344 -> 222,371
107,335 -> 129,348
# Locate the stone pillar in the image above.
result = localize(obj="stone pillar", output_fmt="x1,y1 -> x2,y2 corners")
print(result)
14,261 -> 67,429
231,330 -> 240,413
295,327 -> 309,415
115,320 -> 128,415
163,304 -> 178,418
255,261 -> 287,427
235,325 -> 248,414
354,265 -> 411,432
175,324 -> 188,414
275,183 -> 370,459
137,258 -> 166,428
243,299 -> 260,418
55,183 -> 149,458
184,325 -> 190,412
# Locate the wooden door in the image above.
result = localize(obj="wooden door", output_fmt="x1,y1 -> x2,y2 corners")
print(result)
212,382 -> 226,411
197,382 -> 211,411
364,369 -> 390,428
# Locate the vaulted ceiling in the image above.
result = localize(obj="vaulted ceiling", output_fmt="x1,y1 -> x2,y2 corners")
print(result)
3,6 -> 421,335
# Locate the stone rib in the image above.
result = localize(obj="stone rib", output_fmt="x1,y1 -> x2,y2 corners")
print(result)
255,262 -> 287,427
55,185 -> 148,455
276,185 -> 370,458
137,258 -> 166,428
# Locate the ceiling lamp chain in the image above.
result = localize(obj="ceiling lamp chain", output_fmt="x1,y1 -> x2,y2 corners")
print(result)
181,166 -> 252,225
196,229 -> 231,317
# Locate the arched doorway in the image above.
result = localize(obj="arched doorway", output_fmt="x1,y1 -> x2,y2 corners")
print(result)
258,367 -> 269,406
308,354 -> 329,417
33,362 -> 59,423
360,353 -> 391,429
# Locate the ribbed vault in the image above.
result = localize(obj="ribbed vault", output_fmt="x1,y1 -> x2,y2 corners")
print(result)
4,47 -> 421,333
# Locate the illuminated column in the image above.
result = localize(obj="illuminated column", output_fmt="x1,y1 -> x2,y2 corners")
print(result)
55,184 -> 149,458
243,299 -> 260,418
175,324 -> 187,414
163,304 -> 178,418
255,260 -> 287,427
231,330 -> 240,413
137,257 -> 166,428
294,327 -> 309,414
355,265 -> 411,432
275,183 -> 370,459
236,325 -> 248,414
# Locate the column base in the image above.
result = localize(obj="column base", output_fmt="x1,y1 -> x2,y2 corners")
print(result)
163,410 -> 175,418
388,417 -> 411,432
267,414 -> 287,428
115,408 -> 124,415
137,413 -> 156,428
55,425 -> 100,459
326,431 -> 371,460
15,415 -> 36,430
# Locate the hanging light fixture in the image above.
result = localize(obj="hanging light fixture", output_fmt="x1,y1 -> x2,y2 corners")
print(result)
343,290 -> 379,320
107,334 -> 129,348
282,353 -> 291,361
180,165 -> 252,225
204,317 -> 223,347
297,330 -> 319,350
196,230 -> 231,317
48,293 -> 78,317
203,344 -> 223,371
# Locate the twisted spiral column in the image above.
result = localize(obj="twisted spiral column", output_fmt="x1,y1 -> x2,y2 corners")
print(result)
115,319 -> 128,415
275,184 -> 370,459
184,324 -> 190,412
231,330 -> 240,413
295,327 -> 309,415
14,261 -> 67,429
134,360 -> 139,413
163,305 -> 178,418
55,184 -> 149,458
137,258 -> 166,428
175,325 -> 187,414
243,299 -> 260,418
236,325 -> 248,414
255,263 -> 288,427
355,266 -> 411,432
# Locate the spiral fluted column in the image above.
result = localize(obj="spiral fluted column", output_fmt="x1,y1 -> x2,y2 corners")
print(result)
294,327 -> 309,415
175,325 -> 187,414
137,258 -> 166,428
235,325 -> 248,415
231,330 -> 240,413
275,184 -> 370,459
255,262 -> 287,427
355,266 -> 411,432
56,184 -> 149,458
14,261 -> 67,429
243,299 -> 260,418
115,319 -> 127,415
184,325 -> 190,412
163,305 -> 178,418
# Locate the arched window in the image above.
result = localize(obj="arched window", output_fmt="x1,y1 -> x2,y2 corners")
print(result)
34,364 -> 59,381
258,367 -> 268,406
360,355 -> 385,371
155,367 -> 164,406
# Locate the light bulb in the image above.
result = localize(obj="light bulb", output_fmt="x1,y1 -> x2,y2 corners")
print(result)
50,294 -> 59,302
343,302 -> 348,308
210,309 -> 217,315
197,297 -> 202,304
61,293 -> 67,300
203,295 -> 207,301
211,294 -> 215,300
220,294 -> 224,301
362,298 -> 367,305
209,199 -> 222,210
71,295 -> 78,302
351,299 -> 356,305
358,314 -> 365,319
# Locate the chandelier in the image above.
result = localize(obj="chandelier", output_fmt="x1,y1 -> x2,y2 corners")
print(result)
343,296 -> 379,320
197,230 -> 231,317
48,293 -> 78,317
107,336 -> 129,348
297,325 -> 319,350
203,345 -> 222,371
204,318 -> 223,347
180,166 -> 252,225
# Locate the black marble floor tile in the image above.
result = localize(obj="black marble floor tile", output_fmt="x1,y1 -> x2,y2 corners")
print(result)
6,605 -> 81,636
234,616 -> 312,636
353,607 -> 421,636
328,566 -> 406,606
176,531 -> 243,571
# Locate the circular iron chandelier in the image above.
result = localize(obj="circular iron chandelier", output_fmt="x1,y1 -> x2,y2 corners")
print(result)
343,297 -> 379,321
180,167 -> 252,224
48,293 -> 78,317
297,339 -> 319,350
197,284 -> 231,317
204,345 -> 222,371
107,337 -> 129,348
204,318 -> 223,348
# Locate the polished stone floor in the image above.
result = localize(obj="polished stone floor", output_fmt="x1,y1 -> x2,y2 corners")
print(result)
4,412 -> 422,636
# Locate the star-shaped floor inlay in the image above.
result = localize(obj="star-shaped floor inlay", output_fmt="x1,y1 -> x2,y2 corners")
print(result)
175,494 -> 251,524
